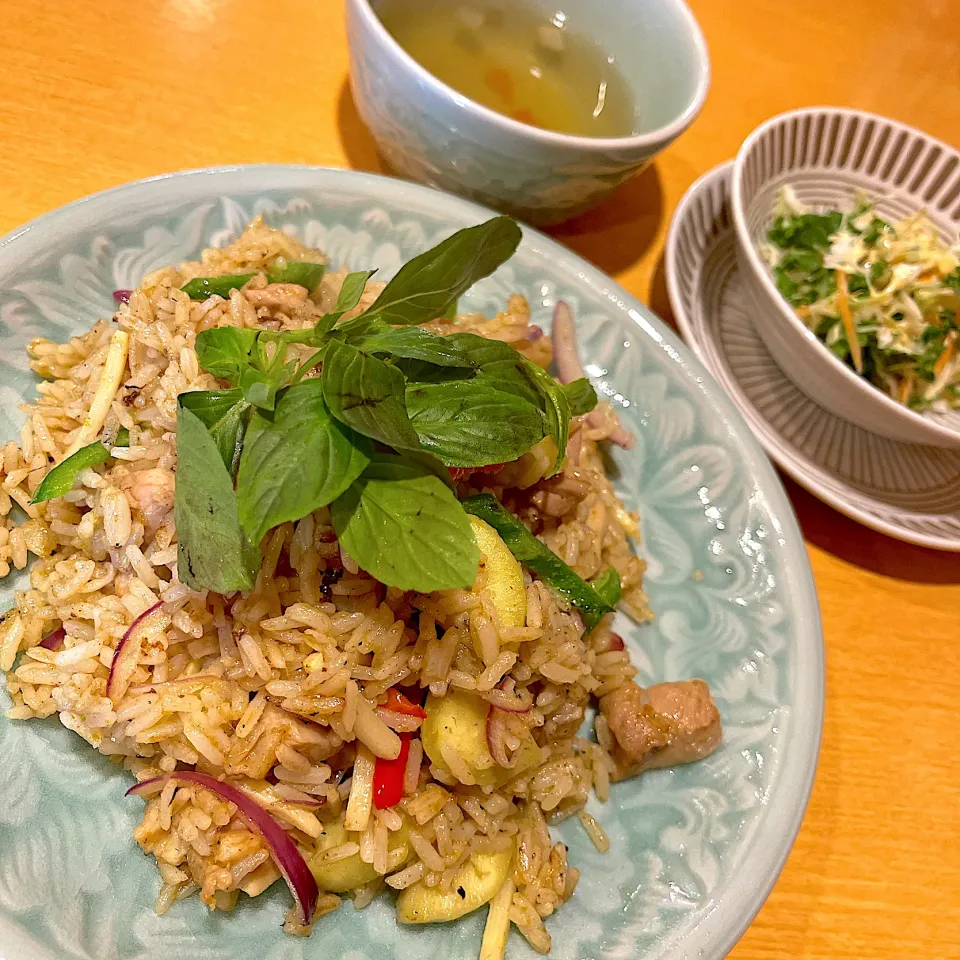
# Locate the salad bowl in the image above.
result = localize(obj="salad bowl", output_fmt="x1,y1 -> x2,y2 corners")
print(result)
731,107 -> 960,448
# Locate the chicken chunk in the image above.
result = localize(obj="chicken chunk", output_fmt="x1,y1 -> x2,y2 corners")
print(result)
599,679 -> 721,781
121,467 -> 175,533
243,283 -> 309,312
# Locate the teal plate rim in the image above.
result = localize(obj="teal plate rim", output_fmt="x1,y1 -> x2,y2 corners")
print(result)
0,165 -> 824,960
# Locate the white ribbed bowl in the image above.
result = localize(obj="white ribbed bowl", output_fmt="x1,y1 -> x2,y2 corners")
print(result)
731,107 -> 960,448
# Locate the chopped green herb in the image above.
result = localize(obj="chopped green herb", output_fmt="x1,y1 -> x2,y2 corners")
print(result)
182,273 -> 256,300
266,261 -> 326,291
32,429 -> 130,504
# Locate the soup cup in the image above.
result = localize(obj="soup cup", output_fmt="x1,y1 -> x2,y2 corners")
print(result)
345,0 -> 710,225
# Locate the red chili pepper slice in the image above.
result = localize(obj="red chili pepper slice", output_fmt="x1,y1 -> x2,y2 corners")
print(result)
373,735 -> 413,809
384,687 -> 427,719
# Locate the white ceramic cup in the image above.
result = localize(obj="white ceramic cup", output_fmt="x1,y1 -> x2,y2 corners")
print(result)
346,0 -> 710,226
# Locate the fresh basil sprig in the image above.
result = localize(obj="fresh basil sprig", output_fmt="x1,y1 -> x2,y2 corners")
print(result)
335,316 -> 475,368
321,340 -> 423,452
561,378 -> 600,417
173,215 -> 599,596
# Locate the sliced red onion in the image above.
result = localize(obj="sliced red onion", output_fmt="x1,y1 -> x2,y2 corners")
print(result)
375,707 -> 423,733
593,416 -> 635,451
113,289 -> 133,304
127,772 -> 319,925
552,301 -> 636,450
526,325 -> 544,341
552,301 -> 583,386
485,706 -> 516,769
609,633 -> 625,652
565,427 -> 583,467
106,601 -> 164,702
39,627 -> 65,651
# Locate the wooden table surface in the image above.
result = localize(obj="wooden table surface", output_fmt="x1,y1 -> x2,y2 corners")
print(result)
2,0 -> 959,956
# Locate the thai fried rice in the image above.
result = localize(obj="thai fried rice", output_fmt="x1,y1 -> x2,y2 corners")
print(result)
0,218 -> 707,955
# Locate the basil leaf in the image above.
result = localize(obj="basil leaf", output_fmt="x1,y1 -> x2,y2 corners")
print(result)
241,368 -> 281,412
331,454 -> 479,592
182,273 -> 256,300
236,380 -> 372,546
314,269 -> 378,339
406,381 -> 545,467
32,429 -> 130,504
589,567 -> 622,609
561,378 -> 598,417
364,217 -> 522,326
321,340 -> 422,451
447,333 -> 568,474
266,261 -> 326,291
462,493 -> 615,630
516,361 -> 569,477
178,389 -> 251,476
175,405 -> 259,593
337,270 -> 377,312
408,331 -> 569,474
445,333 -> 543,406
178,389 -> 242,427
337,317 -> 474,368
195,327 -> 259,385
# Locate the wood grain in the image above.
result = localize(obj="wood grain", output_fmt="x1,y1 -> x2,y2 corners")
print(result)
1,0 -> 959,956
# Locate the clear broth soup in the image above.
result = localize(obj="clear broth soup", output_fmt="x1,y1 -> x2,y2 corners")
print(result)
376,0 -> 637,138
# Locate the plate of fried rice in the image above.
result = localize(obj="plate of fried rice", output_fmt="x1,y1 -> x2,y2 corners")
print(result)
0,167 -> 823,960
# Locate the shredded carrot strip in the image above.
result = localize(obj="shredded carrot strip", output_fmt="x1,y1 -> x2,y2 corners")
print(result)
934,331 -> 957,378
834,270 -> 863,374
898,374 -> 913,405
795,305 -> 811,320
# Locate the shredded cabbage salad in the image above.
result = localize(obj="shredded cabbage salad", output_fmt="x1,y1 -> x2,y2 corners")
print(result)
761,187 -> 960,411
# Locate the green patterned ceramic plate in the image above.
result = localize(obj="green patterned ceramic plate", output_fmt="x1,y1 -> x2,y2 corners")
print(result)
0,167 -> 823,960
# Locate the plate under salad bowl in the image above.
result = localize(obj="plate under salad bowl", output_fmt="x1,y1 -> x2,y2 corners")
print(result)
0,166 -> 823,960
